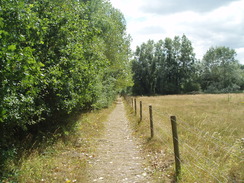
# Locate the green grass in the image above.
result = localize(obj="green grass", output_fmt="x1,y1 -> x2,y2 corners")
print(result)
124,94 -> 244,183
2,104 -> 115,183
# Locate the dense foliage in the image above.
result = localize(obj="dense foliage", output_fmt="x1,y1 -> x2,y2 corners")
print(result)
199,46 -> 243,93
0,0 -> 132,177
132,35 -> 199,95
132,36 -> 244,95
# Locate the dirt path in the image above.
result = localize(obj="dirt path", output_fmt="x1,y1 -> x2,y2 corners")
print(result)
87,98 -> 152,183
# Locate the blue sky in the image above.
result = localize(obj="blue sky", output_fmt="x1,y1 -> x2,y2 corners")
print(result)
110,0 -> 244,64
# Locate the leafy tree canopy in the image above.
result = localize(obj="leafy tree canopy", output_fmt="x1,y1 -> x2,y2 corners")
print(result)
200,46 -> 243,92
132,35 -> 198,95
132,37 -> 243,95
0,0 -> 133,175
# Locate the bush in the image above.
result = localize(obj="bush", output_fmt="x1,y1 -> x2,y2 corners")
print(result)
0,0 -> 132,179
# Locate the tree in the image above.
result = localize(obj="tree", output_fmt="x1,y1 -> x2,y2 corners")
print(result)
163,37 -> 179,94
179,35 -> 199,92
0,0 -> 132,129
154,40 -> 165,94
200,46 -> 242,92
132,35 -> 198,95
132,40 -> 155,95
0,0 -> 133,177
84,0 -> 133,106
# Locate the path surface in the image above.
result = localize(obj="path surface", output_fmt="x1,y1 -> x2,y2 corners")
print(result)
88,98 -> 152,183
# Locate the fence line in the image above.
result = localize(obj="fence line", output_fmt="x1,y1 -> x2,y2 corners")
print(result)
149,102 -> 242,159
140,101 -> 142,122
176,119 -> 243,161
123,96 -> 242,182
170,116 -> 181,180
154,133 -> 174,154
180,140 -> 220,167
176,117 -> 236,149
179,143 -> 229,182
149,105 -> 154,138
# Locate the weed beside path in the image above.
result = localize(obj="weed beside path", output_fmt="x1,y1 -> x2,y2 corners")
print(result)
12,104 -> 115,182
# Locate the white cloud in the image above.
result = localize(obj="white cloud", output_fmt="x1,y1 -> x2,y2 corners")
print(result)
109,0 -> 145,19
109,0 -> 244,64
140,0 -> 239,14
236,48 -> 244,63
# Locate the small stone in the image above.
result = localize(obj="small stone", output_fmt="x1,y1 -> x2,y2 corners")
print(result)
142,172 -> 147,176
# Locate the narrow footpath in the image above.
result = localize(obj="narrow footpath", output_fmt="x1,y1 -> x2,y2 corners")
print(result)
87,98 -> 152,183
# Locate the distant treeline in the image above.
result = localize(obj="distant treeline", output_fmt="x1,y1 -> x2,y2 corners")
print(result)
132,35 -> 244,95
0,0 -> 132,176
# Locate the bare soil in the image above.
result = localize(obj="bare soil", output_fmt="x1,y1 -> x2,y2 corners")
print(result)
87,98 -> 153,183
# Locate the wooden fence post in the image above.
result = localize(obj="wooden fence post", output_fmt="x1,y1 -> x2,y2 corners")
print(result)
131,98 -> 133,108
134,98 -> 137,115
170,116 -> 181,180
149,105 -> 154,138
140,101 -> 142,122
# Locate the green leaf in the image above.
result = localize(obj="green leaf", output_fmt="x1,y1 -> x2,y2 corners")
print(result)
7,45 -> 16,51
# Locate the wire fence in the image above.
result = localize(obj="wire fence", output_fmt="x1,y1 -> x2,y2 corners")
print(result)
123,95 -> 243,183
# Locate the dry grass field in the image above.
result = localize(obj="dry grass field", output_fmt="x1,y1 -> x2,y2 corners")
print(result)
125,94 -> 244,182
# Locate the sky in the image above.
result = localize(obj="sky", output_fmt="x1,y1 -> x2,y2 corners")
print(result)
109,0 -> 244,64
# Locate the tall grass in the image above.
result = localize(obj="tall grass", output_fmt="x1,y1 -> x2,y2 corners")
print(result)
125,94 -> 244,182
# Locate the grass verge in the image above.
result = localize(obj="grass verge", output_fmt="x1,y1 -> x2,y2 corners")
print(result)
2,103 -> 115,183
123,97 -> 174,183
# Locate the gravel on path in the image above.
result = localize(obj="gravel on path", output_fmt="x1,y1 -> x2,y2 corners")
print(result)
88,98 -> 152,183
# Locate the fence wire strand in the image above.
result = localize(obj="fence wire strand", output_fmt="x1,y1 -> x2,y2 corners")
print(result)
176,117 -> 237,149
176,119 -> 243,161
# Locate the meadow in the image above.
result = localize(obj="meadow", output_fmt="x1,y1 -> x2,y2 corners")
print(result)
125,94 -> 244,182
